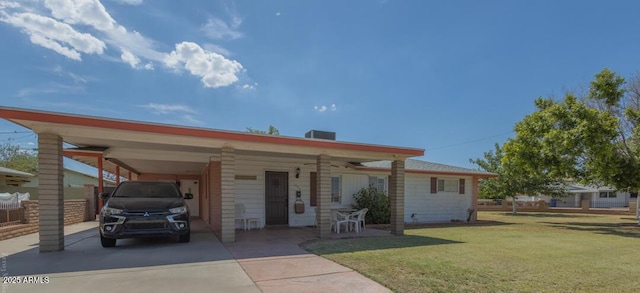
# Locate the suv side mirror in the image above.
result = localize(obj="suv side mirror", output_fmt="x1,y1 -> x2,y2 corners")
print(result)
184,193 -> 194,199
99,192 -> 111,199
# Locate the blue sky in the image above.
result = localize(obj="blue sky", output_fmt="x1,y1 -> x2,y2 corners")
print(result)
1,0 -> 640,173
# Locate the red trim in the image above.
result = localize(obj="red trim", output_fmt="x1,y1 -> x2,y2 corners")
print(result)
97,157 -> 104,213
63,150 -> 103,158
1,108 -> 424,156
115,166 -> 120,185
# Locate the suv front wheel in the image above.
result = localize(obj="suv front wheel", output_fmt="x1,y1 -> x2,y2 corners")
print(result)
178,230 -> 190,243
101,232 -> 116,247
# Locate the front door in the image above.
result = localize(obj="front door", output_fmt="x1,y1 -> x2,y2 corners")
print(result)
265,171 -> 288,225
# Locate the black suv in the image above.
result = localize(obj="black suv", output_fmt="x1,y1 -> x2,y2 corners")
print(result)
99,181 -> 193,247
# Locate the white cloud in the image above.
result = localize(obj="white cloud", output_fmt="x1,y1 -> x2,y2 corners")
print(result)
164,42 -> 243,88
314,104 -> 337,113
139,103 -> 197,114
241,82 -> 258,90
113,0 -> 143,5
275,12 -> 281,16
120,49 -> 140,68
203,43 -> 231,57
1,12 -> 106,61
51,65 -> 88,83
201,17 -> 242,40
1,0 -> 245,88
18,82 -> 85,97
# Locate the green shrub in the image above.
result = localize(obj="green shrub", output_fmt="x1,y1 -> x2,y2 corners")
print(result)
352,186 -> 390,224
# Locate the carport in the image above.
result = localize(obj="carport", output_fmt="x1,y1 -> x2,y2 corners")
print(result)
0,107 -> 423,252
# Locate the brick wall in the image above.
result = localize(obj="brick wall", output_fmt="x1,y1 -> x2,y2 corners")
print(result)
0,199 -> 89,241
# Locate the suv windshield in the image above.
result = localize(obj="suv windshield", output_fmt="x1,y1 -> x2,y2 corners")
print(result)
112,182 -> 181,198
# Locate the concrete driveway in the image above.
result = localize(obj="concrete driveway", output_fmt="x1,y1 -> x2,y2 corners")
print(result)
1,219 -> 259,293
1,220 -> 391,293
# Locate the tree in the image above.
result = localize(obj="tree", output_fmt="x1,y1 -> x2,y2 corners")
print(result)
587,69 -> 640,192
471,143 -> 562,214
502,93 -> 619,190
0,142 -> 38,174
246,125 -> 280,135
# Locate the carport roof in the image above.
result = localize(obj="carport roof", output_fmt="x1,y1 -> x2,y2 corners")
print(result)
0,107 -> 424,175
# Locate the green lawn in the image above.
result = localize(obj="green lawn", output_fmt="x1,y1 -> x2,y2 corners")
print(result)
302,212 -> 640,293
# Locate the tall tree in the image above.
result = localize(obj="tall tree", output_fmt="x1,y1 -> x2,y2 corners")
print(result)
246,125 -> 280,135
502,93 -> 619,188
0,142 -> 38,174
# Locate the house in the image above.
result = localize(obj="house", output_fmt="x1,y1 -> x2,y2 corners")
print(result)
540,183 -> 631,209
20,167 -> 116,199
0,166 -> 33,187
0,106 -> 495,252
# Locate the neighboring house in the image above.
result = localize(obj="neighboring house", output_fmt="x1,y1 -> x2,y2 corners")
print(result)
22,168 -> 116,189
7,167 -> 117,200
540,183 -> 631,209
0,166 -> 33,187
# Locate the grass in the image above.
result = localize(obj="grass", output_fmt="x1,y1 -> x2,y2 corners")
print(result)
302,212 -> 640,293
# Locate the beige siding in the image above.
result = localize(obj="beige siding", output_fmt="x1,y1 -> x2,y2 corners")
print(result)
405,174 -> 473,223
235,155 -> 316,228
234,155 -> 476,227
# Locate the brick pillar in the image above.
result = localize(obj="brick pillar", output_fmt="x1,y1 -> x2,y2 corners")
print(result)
581,199 -> 590,210
38,133 -> 64,252
220,147 -> 235,243
209,161 -> 221,234
390,160 -> 405,235
471,176 -> 479,222
317,155 -> 331,239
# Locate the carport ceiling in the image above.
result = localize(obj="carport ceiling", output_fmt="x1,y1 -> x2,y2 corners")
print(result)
0,107 -> 424,176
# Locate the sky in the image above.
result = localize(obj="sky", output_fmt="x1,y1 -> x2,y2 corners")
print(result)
1,0 -> 640,174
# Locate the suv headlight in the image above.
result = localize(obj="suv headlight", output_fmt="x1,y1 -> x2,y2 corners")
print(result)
169,206 -> 187,214
102,206 -> 123,216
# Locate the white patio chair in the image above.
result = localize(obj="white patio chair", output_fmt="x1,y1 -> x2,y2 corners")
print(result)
235,203 -> 260,230
331,210 -> 350,233
347,208 -> 368,233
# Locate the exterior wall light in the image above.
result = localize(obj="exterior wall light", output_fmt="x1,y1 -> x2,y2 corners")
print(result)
295,167 -> 301,178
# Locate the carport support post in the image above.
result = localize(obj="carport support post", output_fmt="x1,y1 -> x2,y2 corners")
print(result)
390,160 -> 405,236
220,147 -> 236,243
317,155 -> 331,239
38,133 -> 65,252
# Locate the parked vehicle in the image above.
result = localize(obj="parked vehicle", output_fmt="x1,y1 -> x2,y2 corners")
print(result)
99,181 -> 193,247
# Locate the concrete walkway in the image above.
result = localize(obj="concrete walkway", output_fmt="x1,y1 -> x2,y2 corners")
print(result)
225,227 -> 391,293
0,220 -> 391,293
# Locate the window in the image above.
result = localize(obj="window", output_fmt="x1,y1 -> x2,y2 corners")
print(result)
437,179 -> 459,193
331,176 -> 341,203
369,176 -> 387,193
599,191 -> 617,198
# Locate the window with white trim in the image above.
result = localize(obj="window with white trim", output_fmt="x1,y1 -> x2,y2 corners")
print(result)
331,176 -> 341,203
437,178 -> 459,193
599,191 -> 617,198
369,176 -> 387,193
